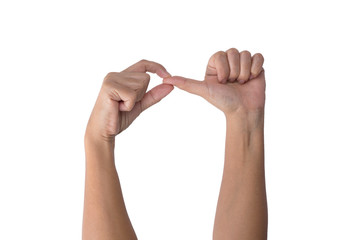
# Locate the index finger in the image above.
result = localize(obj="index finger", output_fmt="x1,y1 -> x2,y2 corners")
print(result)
123,59 -> 171,78
205,51 -> 230,83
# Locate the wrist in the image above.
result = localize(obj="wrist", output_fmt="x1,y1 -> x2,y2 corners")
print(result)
85,126 -> 115,147
84,135 -> 115,151
84,130 -> 115,167
224,109 -> 265,163
225,108 -> 264,133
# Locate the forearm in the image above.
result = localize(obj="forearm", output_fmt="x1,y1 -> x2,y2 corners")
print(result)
82,133 -> 137,240
213,111 -> 268,240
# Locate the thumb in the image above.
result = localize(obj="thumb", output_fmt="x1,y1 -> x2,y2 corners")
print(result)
163,76 -> 208,98
140,83 -> 174,112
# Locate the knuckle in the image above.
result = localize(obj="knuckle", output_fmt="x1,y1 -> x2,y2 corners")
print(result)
226,47 -> 239,55
159,63 -> 166,70
215,50 -> 226,58
133,75 -> 149,87
219,51 -> 227,57
102,78 -> 116,89
102,81 -> 111,91
138,59 -> 149,64
254,53 -> 264,62
104,72 -> 116,81
240,50 -> 251,57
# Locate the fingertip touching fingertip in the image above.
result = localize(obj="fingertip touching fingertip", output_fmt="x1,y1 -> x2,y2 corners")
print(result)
162,77 -> 172,84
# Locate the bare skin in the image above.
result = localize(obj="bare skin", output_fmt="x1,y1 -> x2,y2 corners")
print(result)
83,60 -> 173,240
83,48 -> 267,240
163,48 -> 267,239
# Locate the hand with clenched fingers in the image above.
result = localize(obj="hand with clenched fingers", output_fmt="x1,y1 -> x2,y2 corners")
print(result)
163,48 -> 265,119
85,60 -> 174,142
83,49 -> 268,240
164,48 -> 268,239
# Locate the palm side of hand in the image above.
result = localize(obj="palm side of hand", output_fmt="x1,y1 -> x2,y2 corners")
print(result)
163,49 -> 265,116
87,49 -> 266,141
205,70 -> 265,113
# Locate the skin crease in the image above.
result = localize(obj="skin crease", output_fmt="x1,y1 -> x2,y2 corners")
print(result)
83,48 -> 268,240
85,60 -> 174,142
163,49 -> 265,117
164,48 -> 268,240
83,60 -> 174,240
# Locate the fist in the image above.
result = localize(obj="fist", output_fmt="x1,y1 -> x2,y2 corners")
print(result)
163,48 -> 265,116
86,60 -> 174,142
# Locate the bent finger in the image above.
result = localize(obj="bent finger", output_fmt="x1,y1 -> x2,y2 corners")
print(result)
238,50 -> 252,84
123,59 -> 171,78
250,53 -> 265,79
226,48 -> 240,82
206,51 -> 230,84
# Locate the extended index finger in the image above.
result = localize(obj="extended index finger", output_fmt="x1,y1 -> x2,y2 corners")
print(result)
123,59 -> 171,78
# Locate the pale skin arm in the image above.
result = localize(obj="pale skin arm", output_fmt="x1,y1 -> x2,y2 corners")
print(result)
216,112 -> 267,240
83,137 -> 136,240
83,60 -> 174,240
163,48 -> 268,239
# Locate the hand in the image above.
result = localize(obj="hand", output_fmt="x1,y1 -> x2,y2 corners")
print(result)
85,60 -> 174,142
163,48 -> 265,117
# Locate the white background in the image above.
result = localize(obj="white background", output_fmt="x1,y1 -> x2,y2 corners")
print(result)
0,0 -> 359,239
